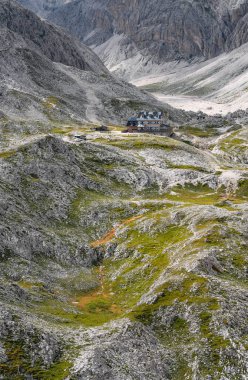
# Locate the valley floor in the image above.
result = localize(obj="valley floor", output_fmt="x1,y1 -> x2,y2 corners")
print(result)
151,93 -> 234,116
130,42 -> 248,115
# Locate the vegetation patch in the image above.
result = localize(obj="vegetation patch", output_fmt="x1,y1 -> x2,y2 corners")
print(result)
42,96 -> 60,110
0,150 -> 16,159
236,179 -> 248,198
166,183 -> 221,204
0,339 -> 72,380
180,125 -> 222,138
98,135 -> 181,151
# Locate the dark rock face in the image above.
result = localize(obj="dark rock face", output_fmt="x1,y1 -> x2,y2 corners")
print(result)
44,0 -> 248,64
0,0 -> 106,73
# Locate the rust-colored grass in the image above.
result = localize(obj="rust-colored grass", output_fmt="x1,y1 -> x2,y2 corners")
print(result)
73,266 -> 123,316
90,215 -> 143,248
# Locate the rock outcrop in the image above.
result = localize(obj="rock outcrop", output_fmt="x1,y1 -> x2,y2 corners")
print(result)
0,0 -> 106,73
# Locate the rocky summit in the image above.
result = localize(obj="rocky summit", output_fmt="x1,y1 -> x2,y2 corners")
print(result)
0,1 -> 248,380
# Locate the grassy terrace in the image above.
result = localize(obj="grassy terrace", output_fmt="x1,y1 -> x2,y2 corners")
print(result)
93,134 -> 182,150
219,129 -> 247,151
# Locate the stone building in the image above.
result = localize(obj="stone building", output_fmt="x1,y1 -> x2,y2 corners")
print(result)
126,111 -> 173,136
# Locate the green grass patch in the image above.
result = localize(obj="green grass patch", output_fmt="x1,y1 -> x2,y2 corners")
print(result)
199,311 -> 229,364
95,135 -> 180,151
51,127 -> 73,135
236,179 -> 248,198
0,150 -> 16,159
17,280 -> 44,289
33,297 -> 121,327
36,360 -> 72,380
181,125 -> 221,138
103,223 -> 192,310
42,96 -> 60,110
169,164 -> 207,171
131,274 -> 217,324
68,188 -> 109,224
125,225 -> 191,255
166,184 -> 221,204
0,339 -> 72,380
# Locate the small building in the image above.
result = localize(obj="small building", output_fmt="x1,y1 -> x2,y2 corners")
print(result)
74,134 -> 87,141
94,125 -> 109,132
126,111 -> 173,136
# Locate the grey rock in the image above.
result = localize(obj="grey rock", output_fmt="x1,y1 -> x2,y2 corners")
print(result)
0,0 -> 182,124
28,0 -> 248,73
0,4 -> 247,375
0,0 -> 106,73
0,343 -> 7,364
70,320 -> 172,380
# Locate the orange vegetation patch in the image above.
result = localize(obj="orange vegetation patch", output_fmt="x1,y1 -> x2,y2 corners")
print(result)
91,228 -> 116,248
76,289 -> 108,308
74,290 -> 122,315
90,215 -> 143,248
73,266 -> 122,315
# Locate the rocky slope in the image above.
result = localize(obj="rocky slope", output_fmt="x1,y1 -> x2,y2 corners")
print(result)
134,41 -> 248,114
0,115 -> 248,378
16,0 -> 248,110
38,0 -> 248,78
0,0 -> 181,125
0,1 -> 248,379
0,0 -> 106,73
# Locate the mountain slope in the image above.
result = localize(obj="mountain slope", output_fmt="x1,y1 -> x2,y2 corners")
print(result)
0,0 -> 180,125
0,0 -> 106,73
42,0 -> 248,78
17,0 -> 70,16
1,1 -> 248,379
0,124 -> 247,378
134,42 -> 248,114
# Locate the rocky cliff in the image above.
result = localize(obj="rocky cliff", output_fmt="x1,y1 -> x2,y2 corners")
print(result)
41,0 -> 248,77
0,0 -> 107,73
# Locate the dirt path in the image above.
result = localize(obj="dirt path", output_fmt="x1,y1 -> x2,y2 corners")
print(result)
72,215 -> 144,312
90,214 -> 143,248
